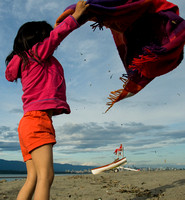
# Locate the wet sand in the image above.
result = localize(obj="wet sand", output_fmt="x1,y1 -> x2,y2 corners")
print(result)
0,170 -> 185,200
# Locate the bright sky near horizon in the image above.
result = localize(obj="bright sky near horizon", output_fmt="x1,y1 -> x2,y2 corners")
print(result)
0,0 -> 185,168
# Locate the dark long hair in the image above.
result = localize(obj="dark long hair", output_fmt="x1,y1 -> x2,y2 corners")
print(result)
5,21 -> 53,67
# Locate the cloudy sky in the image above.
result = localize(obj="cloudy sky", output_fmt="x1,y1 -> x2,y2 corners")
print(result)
0,0 -> 185,168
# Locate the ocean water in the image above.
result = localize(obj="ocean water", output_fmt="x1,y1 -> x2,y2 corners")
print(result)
0,174 -> 27,182
0,173 -> 84,182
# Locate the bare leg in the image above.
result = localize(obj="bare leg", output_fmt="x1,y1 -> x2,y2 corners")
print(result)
31,144 -> 54,200
16,160 -> 37,200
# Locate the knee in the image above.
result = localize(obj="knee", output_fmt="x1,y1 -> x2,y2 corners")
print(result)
48,169 -> 54,186
37,168 -> 54,186
26,169 -> 37,187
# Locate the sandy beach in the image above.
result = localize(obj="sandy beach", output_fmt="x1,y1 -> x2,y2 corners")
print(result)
0,170 -> 185,200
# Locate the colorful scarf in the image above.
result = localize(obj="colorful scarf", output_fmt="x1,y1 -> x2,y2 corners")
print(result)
55,0 -> 185,112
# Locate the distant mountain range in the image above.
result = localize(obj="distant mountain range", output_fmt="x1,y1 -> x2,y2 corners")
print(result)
0,159 -> 96,174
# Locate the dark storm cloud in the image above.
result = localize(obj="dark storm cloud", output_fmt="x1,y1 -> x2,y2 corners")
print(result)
0,126 -> 19,151
160,130 -> 185,140
0,126 -> 11,132
0,141 -> 20,151
55,121 -> 179,154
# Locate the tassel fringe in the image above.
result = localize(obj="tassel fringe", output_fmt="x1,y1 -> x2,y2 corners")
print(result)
130,49 -> 157,71
90,22 -> 104,31
105,77 -> 128,113
105,49 -> 157,113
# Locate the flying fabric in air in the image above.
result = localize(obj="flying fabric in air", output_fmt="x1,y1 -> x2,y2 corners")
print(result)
55,0 -> 185,112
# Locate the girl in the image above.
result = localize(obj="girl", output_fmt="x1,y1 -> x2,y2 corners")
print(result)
5,1 -> 89,200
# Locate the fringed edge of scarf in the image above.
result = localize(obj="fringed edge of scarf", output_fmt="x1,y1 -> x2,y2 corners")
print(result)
105,49 -> 157,113
105,76 -> 133,113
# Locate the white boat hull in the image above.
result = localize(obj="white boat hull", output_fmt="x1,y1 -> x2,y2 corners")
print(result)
91,157 -> 127,175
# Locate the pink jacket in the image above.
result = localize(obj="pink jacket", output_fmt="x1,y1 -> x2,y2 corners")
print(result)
5,15 -> 79,115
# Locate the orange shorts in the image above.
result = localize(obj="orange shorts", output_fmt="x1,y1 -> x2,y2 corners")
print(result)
18,111 -> 56,162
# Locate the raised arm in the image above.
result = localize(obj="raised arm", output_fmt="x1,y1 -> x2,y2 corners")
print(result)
32,0 -> 89,61
31,15 -> 79,60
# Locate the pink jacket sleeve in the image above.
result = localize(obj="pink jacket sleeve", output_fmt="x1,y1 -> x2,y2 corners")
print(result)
31,15 -> 79,60
5,15 -> 79,82
5,55 -> 22,82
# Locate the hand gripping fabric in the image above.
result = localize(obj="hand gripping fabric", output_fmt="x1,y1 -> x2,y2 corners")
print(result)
55,0 -> 185,112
